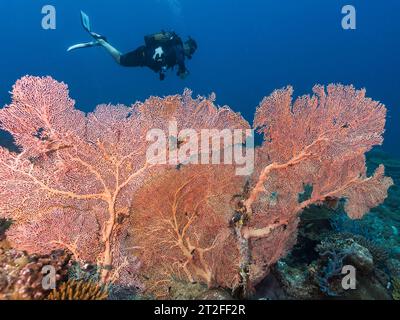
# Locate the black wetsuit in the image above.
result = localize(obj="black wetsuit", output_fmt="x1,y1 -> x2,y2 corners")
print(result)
120,32 -> 187,80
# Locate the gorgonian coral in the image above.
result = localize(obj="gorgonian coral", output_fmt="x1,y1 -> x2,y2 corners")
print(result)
0,76 -> 247,287
0,76 -> 393,298
241,85 -> 393,287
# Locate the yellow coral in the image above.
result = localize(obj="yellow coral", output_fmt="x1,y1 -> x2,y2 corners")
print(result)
47,280 -> 108,300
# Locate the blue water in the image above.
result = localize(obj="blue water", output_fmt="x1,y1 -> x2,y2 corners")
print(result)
0,0 -> 399,155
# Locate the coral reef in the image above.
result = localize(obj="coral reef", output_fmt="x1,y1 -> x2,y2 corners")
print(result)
263,150 -> 400,300
270,227 -> 394,300
155,279 -> 233,300
66,261 -> 139,300
271,261 -> 319,299
0,76 -> 393,298
0,76 -> 247,288
316,236 -> 375,296
0,248 -> 71,300
47,279 -> 108,300
238,85 -> 392,294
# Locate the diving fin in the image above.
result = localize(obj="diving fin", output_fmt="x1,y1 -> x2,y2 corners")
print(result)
80,11 -> 107,40
67,41 -> 100,52
67,11 -> 107,52
80,10 -> 92,33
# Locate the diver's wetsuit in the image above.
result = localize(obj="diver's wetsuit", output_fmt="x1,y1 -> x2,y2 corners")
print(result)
120,32 -> 187,80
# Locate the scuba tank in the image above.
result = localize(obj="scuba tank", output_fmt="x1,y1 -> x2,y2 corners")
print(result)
144,31 -> 180,47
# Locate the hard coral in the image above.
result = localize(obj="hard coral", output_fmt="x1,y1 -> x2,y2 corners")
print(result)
0,248 -> 70,300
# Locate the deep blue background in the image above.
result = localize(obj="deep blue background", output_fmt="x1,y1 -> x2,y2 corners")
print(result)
0,0 -> 399,155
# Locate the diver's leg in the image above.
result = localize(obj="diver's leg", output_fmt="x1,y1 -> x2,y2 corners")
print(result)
95,38 -> 123,64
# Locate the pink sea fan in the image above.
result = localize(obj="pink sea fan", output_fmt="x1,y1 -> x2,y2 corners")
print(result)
0,76 -> 249,287
243,85 -> 393,285
0,76 -> 393,297
6,209 -> 102,262
130,165 -> 245,298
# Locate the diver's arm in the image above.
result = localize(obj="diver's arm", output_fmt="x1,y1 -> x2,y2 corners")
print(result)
177,62 -> 188,78
177,62 -> 189,79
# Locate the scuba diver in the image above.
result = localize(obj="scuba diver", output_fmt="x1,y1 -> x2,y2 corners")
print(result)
68,11 -> 198,81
